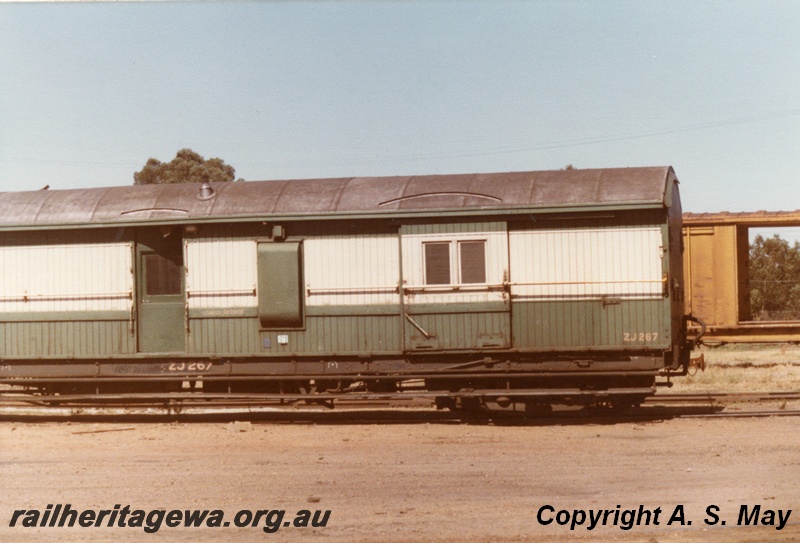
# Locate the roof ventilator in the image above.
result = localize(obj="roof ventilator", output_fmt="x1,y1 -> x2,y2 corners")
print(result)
196,182 -> 216,201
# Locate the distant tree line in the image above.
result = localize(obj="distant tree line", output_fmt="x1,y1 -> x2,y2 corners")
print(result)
749,234 -> 800,320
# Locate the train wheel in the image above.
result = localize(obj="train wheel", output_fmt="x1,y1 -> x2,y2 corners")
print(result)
610,396 -> 646,411
452,397 -> 491,422
523,402 -> 553,418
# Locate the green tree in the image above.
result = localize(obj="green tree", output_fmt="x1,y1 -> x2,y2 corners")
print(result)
749,234 -> 800,320
134,148 -> 239,185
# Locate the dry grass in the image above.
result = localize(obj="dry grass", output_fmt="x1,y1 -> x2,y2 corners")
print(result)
668,344 -> 800,393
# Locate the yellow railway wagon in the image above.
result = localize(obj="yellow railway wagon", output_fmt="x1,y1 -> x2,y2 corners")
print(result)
683,210 -> 800,343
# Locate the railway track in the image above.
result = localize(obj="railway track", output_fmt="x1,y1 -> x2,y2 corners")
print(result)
647,391 -> 800,403
0,390 -> 797,422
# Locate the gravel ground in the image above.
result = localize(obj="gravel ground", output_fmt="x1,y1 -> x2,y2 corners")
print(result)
0,412 -> 798,542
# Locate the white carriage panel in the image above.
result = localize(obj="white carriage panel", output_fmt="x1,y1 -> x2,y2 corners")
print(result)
0,243 -> 132,313
304,234 -> 400,306
510,227 -> 663,300
185,239 -> 257,309
401,231 -> 508,305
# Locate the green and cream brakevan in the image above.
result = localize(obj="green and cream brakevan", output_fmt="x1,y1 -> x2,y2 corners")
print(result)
0,167 -> 702,411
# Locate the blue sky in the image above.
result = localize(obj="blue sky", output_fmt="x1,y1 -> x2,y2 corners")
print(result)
0,1 -> 798,216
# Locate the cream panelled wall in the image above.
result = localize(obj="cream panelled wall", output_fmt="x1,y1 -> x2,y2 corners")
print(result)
509,227 -> 664,300
0,243 -> 133,313
185,239 -> 258,309
304,234 -> 400,306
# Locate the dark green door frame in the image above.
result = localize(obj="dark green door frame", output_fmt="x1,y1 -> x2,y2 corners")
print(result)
136,229 -> 186,353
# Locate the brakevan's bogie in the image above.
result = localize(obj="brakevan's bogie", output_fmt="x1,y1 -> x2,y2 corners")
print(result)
0,167 -> 703,413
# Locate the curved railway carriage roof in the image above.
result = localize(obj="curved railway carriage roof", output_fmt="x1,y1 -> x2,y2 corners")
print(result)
0,166 -> 676,228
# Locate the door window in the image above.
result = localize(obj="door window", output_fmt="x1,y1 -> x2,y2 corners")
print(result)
144,253 -> 182,297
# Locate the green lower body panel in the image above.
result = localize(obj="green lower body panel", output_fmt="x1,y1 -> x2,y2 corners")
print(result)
0,320 -> 136,357
187,315 -> 403,355
138,302 -> 185,353
512,300 -> 669,350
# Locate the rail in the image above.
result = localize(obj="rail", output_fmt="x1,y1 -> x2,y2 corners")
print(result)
186,289 -> 256,298
506,278 -> 666,287
305,278 -> 669,296
0,292 -> 132,302
1,390 -> 798,421
306,286 -> 399,295
648,391 -> 800,403
402,283 -> 505,293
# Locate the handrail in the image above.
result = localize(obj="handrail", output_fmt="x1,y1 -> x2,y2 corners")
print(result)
306,286 -> 399,295
0,292 -> 132,302
186,289 -> 256,298
507,278 -> 665,287
403,283 -> 505,293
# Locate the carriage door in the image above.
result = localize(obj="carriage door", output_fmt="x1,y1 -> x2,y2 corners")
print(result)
400,222 -> 511,351
136,230 -> 186,353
